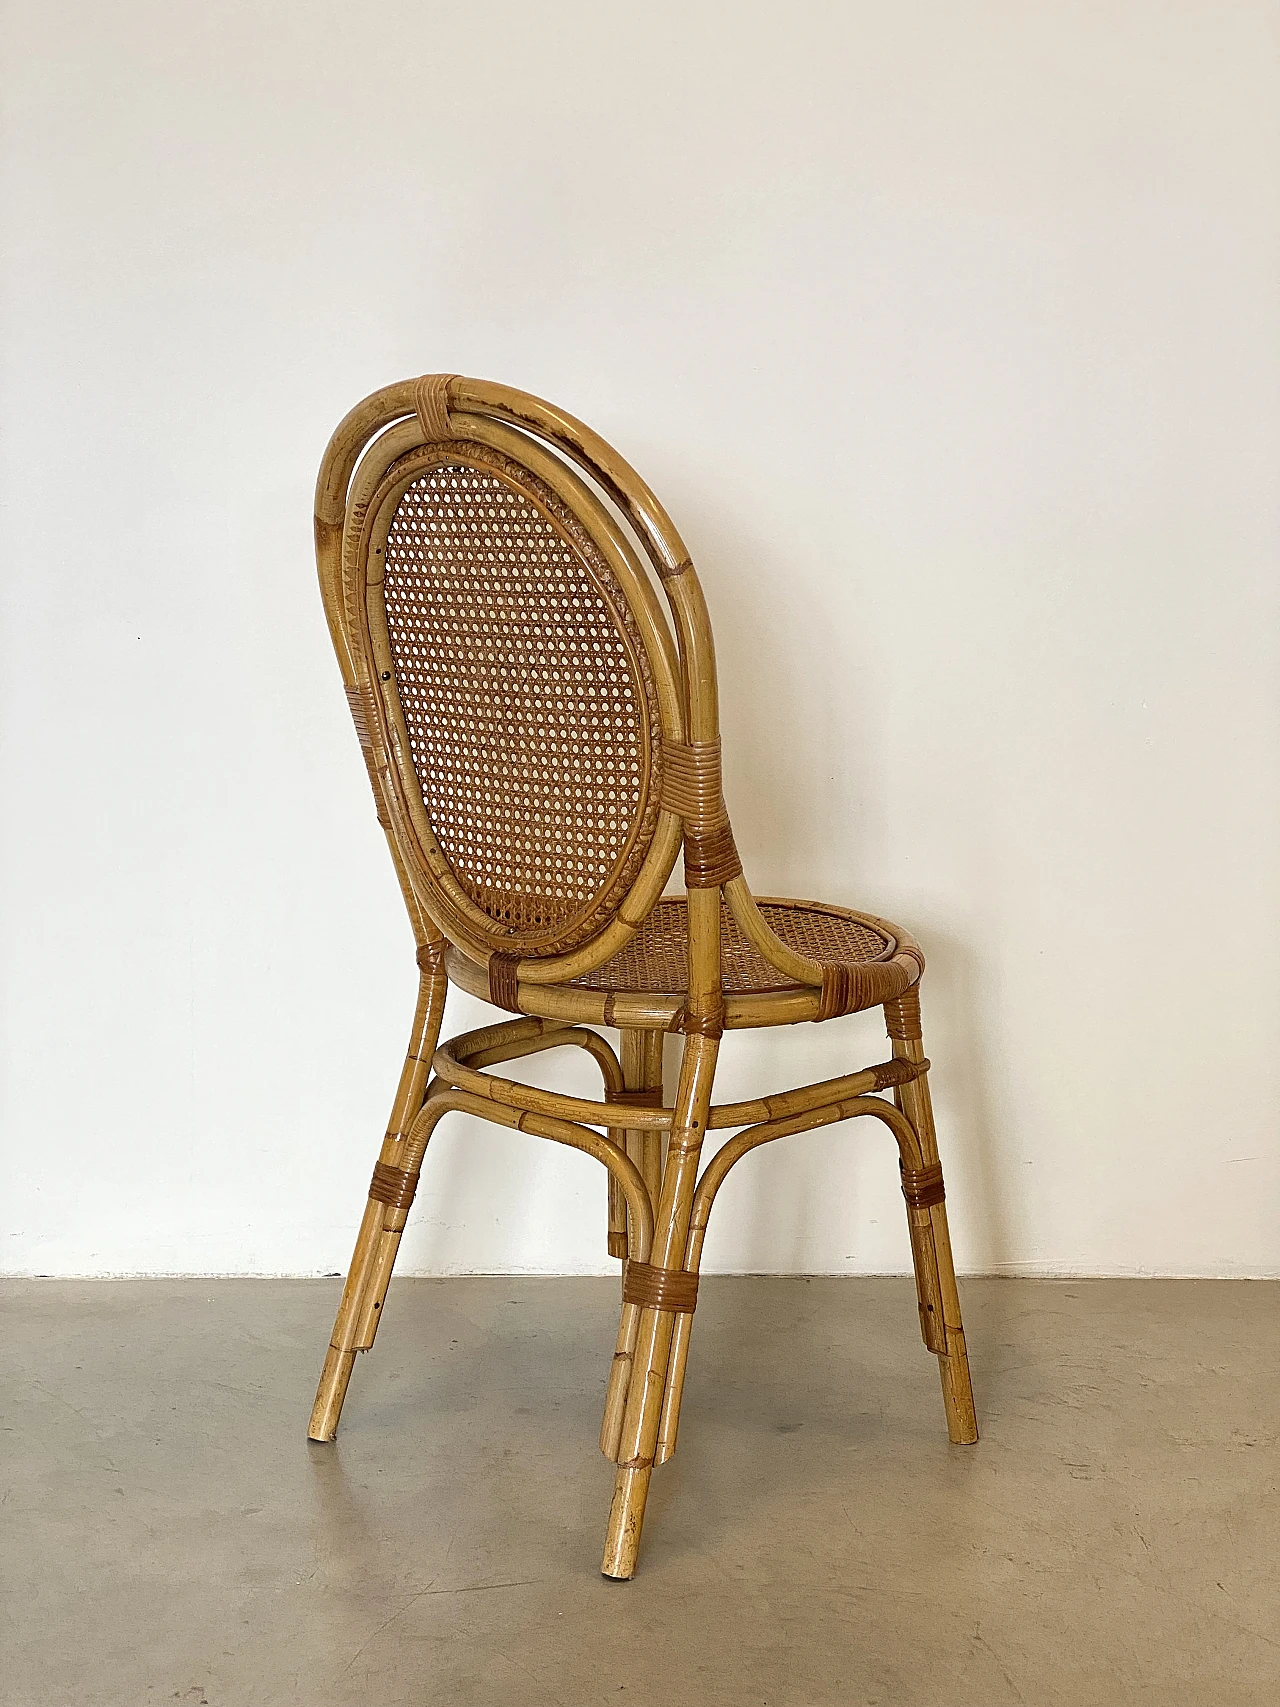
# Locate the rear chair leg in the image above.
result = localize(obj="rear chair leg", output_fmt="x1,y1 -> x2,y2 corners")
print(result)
309,949 -> 447,1442
885,985 -> 978,1445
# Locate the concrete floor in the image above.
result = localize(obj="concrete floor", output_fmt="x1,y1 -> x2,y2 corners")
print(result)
2,1278 -> 1276,1707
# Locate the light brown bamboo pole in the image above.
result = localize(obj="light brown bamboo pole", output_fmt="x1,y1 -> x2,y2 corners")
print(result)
416,1016 -> 632,1267
601,875 -> 723,1577
888,994 -> 978,1445
600,1028 -> 666,1459
432,1035 -> 672,1131
637,1030 -> 666,1213
308,943 -> 447,1440
601,1027 -> 719,1576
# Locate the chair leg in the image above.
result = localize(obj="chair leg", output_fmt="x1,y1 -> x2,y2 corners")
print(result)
631,1029 -> 666,1219
308,954 -> 447,1442
885,986 -> 978,1445
600,1028 -> 665,1460
606,1028 -> 663,1261
601,1030 -> 718,1579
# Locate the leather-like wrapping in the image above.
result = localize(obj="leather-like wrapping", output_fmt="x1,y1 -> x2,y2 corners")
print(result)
899,1160 -> 945,1210
869,1056 -> 930,1092
344,683 -> 373,754
884,985 -> 923,1041
614,1086 -> 664,1108
683,821 -> 743,889
817,962 -> 861,1021
659,740 -> 724,822
413,372 -> 458,440
487,951 -> 522,1011
623,1259 -> 699,1314
369,1161 -> 419,1214
673,1006 -> 724,1038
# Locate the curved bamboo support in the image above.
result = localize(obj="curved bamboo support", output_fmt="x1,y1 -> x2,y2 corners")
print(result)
441,1015 -> 630,1265
724,876 -> 925,1012
455,1021 -> 624,1093
319,376 -> 696,994
414,1084 -> 655,1265
433,1027 -> 673,1132
441,1027 -> 927,1135
308,1009 -> 654,1446
448,377 -> 695,580
706,1055 -> 928,1129
653,1094 -> 940,1467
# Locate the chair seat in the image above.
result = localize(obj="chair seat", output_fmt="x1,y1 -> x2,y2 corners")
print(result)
572,895 -> 898,998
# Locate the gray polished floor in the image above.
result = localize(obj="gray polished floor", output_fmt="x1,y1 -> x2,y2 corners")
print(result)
3,1277 -> 1276,1706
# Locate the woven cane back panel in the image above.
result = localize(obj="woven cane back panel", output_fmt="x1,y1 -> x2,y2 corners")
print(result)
378,447 -> 663,954
572,899 -> 893,995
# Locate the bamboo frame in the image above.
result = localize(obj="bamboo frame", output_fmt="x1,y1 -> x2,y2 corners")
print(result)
309,375 -> 978,1578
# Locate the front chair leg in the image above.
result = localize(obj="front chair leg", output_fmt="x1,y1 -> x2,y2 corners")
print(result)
308,951 -> 447,1442
601,1029 -> 718,1578
885,985 -> 978,1445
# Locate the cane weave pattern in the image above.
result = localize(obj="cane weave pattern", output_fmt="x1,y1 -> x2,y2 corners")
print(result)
380,449 -> 663,954
572,898 -> 892,997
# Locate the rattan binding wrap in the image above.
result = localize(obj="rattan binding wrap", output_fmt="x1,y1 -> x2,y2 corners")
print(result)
614,1086 -> 664,1109
659,739 -> 742,889
683,822 -> 743,889
344,683 -> 373,755
415,940 -> 445,974
885,986 -> 923,1041
413,373 -> 458,440
368,1162 -> 419,1215
899,1161 -> 946,1210
868,1057 -> 930,1093
623,1260 -> 699,1315
487,952 -> 522,1011
659,740 -> 723,820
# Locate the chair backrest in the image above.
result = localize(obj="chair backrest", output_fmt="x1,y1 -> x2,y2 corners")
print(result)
315,376 -> 715,983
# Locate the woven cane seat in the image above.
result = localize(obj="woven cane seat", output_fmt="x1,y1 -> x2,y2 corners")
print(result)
571,896 -> 896,998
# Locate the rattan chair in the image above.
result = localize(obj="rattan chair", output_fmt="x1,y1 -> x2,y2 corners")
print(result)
308,375 -> 978,1578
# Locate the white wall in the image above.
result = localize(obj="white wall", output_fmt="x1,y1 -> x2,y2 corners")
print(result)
2,2 -> 1277,1279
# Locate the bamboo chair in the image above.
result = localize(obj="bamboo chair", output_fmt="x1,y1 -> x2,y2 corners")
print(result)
308,375 -> 978,1578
